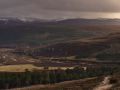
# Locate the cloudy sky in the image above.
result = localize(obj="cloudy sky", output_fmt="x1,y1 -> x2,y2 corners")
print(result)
0,0 -> 120,19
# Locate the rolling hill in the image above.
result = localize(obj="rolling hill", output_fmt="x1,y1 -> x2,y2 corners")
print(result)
20,33 -> 120,61
0,18 -> 120,47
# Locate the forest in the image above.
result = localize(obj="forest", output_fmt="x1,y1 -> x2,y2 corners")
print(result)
0,66 -> 119,89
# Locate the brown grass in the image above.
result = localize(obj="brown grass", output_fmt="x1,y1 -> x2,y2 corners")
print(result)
9,77 -> 103,90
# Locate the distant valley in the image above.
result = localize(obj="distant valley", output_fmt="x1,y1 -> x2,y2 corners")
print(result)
0,18 -> 120,90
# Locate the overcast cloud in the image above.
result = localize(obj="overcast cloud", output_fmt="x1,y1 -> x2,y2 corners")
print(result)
0,0 -> 120,19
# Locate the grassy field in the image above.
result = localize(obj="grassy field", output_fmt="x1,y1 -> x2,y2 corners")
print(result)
0,64 -> 75,72
0,64 -> 43,72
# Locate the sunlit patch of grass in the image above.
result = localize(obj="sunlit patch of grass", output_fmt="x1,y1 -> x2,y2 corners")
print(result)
48,67 -> 74,70
0,64 -> 75,72
0,64 -> 43,72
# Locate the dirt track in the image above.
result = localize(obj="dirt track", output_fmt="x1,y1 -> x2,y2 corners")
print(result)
93,76 -> 113,90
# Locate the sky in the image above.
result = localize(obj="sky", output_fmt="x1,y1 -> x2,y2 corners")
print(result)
0,0 -> 120,19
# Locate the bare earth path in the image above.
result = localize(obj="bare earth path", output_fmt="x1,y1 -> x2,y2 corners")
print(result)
93,76 -> 113,90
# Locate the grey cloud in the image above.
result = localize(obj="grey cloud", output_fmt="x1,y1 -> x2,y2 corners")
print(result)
0,0 -> 120,12
7,0 -> 119,12
0,0 -> 120,19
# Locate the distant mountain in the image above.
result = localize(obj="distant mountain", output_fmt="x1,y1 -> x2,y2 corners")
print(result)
0,17 -> 50,22
0,17 -> 51,26
55,18 -> 120,25
0,17 -> 120,25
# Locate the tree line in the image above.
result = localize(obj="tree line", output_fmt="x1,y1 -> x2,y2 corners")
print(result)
0,66 -> 119,89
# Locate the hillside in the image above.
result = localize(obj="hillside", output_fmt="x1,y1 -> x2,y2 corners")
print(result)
10,77 -> 103,90
20,33 -> 120,61
0,18 -> 120,47
9,75 -> 120,90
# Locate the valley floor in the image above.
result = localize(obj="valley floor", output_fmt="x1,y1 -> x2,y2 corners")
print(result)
9,77 -> 103,90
